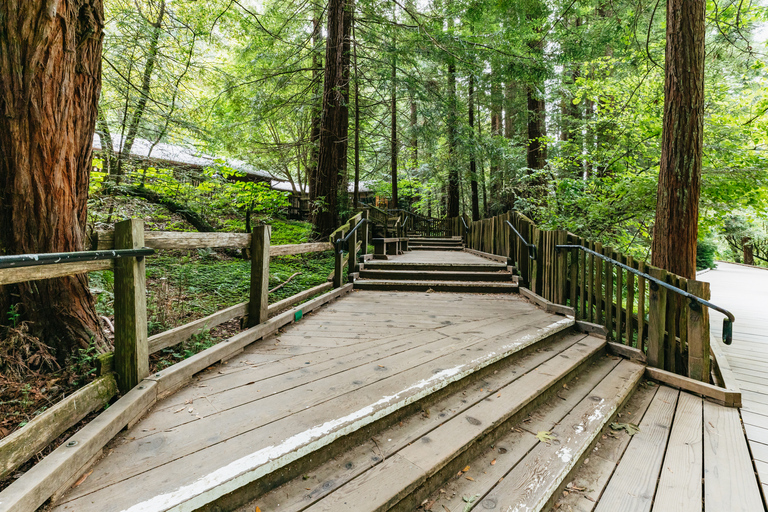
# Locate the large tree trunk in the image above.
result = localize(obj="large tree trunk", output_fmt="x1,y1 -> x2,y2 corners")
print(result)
651,0 -> 705,280
469,74 -> 480,221
526,84 -> 547,171
0,0 -> 105,357
313,0 -> 352,236
446,61 -> 459,217
352,18 -> 361,208
390,25 -> 398,210
308,3 -> 324,205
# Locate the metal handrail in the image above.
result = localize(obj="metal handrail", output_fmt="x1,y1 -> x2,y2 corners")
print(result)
335,218 -> 370,253
556,244 -> 735,345
505,221 -> 537,260
0,248 -> 156,269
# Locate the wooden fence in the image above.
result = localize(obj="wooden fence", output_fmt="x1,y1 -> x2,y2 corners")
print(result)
452,211 -> 716,384
0,216 -> 358,483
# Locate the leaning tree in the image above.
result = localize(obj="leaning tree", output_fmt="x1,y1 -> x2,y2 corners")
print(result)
0,0 -> 105,357
651,0 -> 706,279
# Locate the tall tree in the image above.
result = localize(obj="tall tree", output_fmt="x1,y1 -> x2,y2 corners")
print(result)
0,0 -> 105,356
308,1 -> 325,205
651,0 -> 706,279
469,73 -> 480,221
390,11 -> 399,209
313,0 -> 353,236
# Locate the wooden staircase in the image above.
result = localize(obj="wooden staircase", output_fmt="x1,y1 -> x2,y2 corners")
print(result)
235,324 -> 646,512
408,236 -> 465,251
354,260 -> 517,293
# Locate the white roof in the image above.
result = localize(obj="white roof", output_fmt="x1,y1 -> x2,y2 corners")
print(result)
269,180 -> 373,194
93,133 -> 273,179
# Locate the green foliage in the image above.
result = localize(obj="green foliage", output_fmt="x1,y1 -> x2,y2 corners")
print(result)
697,237 -> 718,270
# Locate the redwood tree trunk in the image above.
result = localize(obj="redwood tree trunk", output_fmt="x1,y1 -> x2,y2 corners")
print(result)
313,0 -> 352,236
446,60 -> 459,218
308,3 -> 324,205
469,74 -> 480,222
0,0 -> 105,356
651,0 -> 706,280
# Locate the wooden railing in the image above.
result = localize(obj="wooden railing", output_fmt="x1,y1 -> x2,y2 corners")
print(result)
387,209 -> 452,238
453,210 -> 731,385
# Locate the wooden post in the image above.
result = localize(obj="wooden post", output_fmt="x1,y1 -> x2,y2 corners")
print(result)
114,219 -> 149,393
333,241 -> 343,288
647,267 -> 668,370
595,242 -> 603,325
557,230 -> 568,305
348,225 -> 358,281
361,210 -> 369,256
687,280 -> 710,382
247,224 -> 271,327
637,261 -> 647,349
604,247 -> 614,340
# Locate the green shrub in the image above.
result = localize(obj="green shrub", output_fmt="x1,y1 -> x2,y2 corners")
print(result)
697,238 -> 717,270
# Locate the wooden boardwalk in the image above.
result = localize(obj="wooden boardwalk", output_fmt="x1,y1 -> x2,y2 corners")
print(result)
52,287 -> 570,511
43,251 -> 766,512
702,261 -> 768,500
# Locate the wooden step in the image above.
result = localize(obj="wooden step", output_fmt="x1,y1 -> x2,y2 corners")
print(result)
53,305 -> 576,512
358,270 -> 512,282
362,262 -> 507,272
407,246 -> 464,251
298,336 -> 611,512
409,240 -> 464,246
353,279 -> 518,293
236,331 -> 597,512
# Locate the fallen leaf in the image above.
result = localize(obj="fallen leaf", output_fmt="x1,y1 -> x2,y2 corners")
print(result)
465,476 -> 474,481
491,459 -> 496,465
610,422 -> 640,435
536,431 -> 557,444
255,507 -> 262,512
73,470 -> 93,487
462,465 -> 470,472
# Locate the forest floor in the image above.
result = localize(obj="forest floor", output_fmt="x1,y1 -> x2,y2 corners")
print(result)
0,198 -> 337,492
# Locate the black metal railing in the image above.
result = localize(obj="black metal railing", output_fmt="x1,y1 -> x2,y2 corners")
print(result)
506,220 -> 537,260
334,218 -> 370,253
0,248 -> 156,269
556,244 -> 735,345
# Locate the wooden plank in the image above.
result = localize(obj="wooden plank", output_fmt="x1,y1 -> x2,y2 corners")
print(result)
594,385 -> 679,512
704,400 -> 765,511
481,360 -> 645,512
651,392 -> 703,512
665,274 -> 679,374
626,255 -> 636,346
246,224 -> 270,327
114,218 -> 149,394
0,375 -> 118,480
0,259 -> 113,286
637,261 -> 647,350
595,242 -> 603,325
587,240 -> 595,323
553,381 -> 659,512
677,278 -> 688,375
683,279 -> 709,382
647,267 -> 668,370
605,246 -> 614,341
646,367 -> 738,407
579,238 -> 587,319
148,302 -> 247,354
270,242 -> 333,257
615,251 -> 623,344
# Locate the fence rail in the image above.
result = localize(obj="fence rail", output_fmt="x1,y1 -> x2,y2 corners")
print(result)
451,210 -> 731,384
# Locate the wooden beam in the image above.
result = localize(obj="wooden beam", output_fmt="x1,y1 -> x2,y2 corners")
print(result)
247,225 -> 270,327
687,280 -> 711,382
0,375 -> 117,480
114,219 -> 149,393
647,267 -> 668,370
0,259 -> 113,286
645,367 -> 740,407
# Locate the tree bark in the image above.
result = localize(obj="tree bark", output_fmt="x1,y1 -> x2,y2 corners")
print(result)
308,3 -> 324,206
743,237 -> 755,265
0,0 -> 106,357
390,23 -> 398,209
469,74 -> 480,221
446,63 -> 459,217
313,0 -> 353,236
651,0 -> 706,280
353,17 -> 360,208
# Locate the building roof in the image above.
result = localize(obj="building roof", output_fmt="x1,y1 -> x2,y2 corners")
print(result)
269,180 -> 373,194
93,133 -> 274,180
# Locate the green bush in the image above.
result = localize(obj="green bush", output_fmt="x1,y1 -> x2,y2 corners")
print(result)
696,238 -> 717,270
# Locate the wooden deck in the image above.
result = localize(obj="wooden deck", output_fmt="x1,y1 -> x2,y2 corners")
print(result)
52,289 -> 570,512
44,250 -> 766,512
702,262 -> 768,501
